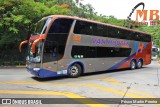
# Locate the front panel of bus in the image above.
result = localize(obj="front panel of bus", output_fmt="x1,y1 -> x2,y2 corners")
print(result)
26,17 -> 74,78
26,18 -> 52,72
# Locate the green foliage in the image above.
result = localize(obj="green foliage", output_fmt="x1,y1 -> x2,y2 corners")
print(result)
0,0 -> 69,48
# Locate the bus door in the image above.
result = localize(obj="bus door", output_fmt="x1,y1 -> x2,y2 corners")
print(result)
42,40 -> 58,71
42,18 -> 74,71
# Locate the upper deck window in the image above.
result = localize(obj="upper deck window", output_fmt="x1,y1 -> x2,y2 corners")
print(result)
48,18 -> 73,34
74,20 -> 151,42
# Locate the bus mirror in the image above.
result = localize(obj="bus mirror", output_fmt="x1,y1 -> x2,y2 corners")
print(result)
31,38 -> 43,53
19,40 -> 28,52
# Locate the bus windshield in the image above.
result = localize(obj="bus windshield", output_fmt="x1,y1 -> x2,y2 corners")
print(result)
26,18 -> 52,63
26,42 -> 43,63
34,18 -> 52,35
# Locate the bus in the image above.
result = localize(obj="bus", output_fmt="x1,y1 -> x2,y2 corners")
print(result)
19,15 -> 152,78
152,46 -> 159,60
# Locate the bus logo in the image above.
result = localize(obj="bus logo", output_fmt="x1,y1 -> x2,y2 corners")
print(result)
73,36 -> 81,43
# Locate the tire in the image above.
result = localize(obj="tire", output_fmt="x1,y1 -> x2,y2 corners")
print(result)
130,60 -> 136,70
137,60 -> 143,69
68,64 -> 82,78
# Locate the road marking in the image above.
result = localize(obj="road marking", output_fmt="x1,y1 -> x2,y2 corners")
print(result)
0,81 -> 145,98
0,106 -> 16,107
0,90 -> 109,107
78,77 -> 107,80
83,83 -> 144,98
102,77 -> 155,98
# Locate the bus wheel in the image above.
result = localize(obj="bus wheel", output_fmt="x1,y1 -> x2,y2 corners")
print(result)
137,60 -> 143,69
68,64 -> 82,78
130,60 -> 136,70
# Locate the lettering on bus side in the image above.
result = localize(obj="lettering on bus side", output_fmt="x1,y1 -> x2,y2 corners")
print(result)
92,38 -> 130,47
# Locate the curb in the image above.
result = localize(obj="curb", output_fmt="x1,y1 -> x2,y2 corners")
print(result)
0,65 -> 26,69
16,65 -> 26,68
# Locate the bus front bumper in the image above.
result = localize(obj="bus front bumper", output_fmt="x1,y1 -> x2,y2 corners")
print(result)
27,68 -> 66,78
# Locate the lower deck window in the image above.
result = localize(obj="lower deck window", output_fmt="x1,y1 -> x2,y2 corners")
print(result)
71,46 -> 131,58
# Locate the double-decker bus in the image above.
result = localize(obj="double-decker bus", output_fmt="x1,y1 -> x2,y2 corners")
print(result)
152,46 -> 159,60
19,15 -> 152,78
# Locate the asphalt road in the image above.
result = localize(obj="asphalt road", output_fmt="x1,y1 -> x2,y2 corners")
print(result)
0,61 -> 160,107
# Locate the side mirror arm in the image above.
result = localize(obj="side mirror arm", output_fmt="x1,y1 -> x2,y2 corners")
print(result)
31,38 -> 43,53
19,40 -> 28,52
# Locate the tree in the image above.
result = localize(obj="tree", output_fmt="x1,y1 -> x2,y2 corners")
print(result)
0,0 -> 69,48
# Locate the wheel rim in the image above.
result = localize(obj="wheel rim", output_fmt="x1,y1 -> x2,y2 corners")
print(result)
70,66 -> 79,76
138,61 -> 142,68
131,61 -> 135,69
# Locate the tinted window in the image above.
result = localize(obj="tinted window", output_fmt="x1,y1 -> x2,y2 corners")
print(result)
71,46 -> 131,58
108,26 -> 118,38
108,27 -> 132,40
74,20 -> 151,42
92,23 -> 107,37
133,33 -> 151,42
86,47 -> 97,58
43,18 -> 73,62
131,32 -> 140,41
145,34 -> 151,42
48,18 -> 73,34
74,21 -> 93,35
71,46 -> 86,59
96,47 -> 131,57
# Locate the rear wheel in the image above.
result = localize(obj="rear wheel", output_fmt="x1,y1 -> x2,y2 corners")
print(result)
130,60 -> 136,70
68,64 -> 82,78
137,60 -> 143,69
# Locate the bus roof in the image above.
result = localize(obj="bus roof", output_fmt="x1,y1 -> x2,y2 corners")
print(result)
45,15 -> 151,36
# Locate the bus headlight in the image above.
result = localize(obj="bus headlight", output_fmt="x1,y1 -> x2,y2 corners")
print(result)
33,68 -> 40,71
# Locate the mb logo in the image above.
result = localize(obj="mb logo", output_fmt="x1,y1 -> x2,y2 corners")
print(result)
136,10 -> 160,20
124,2 -> 159,28
2,99 -> 11,104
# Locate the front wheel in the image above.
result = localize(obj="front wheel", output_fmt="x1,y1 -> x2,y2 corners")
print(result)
130,60 -> 136,70
68,64 -> 82,78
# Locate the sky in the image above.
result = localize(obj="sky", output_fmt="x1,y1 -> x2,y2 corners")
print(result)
82,0 -> 160,20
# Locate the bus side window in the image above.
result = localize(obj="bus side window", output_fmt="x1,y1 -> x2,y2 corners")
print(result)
92,23 -> 104,37
108,26 -> 118,38
92,24 -> 107,37
146,34 -> 151,42
139,33 -> 144,41
74,20 -> 93,35
86,47 -> 97,58
126,31 -> 132,40
92,23 -> 98,36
